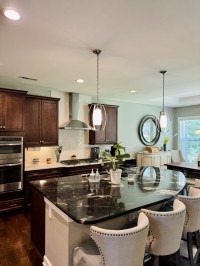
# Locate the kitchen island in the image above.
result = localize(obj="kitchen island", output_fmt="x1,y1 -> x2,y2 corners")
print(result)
30,167 -> 185,266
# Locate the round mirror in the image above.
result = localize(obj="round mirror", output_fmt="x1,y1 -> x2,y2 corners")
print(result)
137,167 -> 160,192
138,115 -> 160,146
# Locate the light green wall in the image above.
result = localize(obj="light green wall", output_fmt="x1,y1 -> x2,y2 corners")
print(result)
96,97 -> 174,158
174,105 -> 200,148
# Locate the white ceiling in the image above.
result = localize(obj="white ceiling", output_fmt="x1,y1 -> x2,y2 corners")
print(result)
1,0 -> 200,107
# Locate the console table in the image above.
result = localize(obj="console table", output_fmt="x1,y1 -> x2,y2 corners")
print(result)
136,152 -> 171,168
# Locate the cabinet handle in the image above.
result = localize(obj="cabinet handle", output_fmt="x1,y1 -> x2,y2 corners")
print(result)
2,125 -> 5,129
0,126 -> 2,129
10,204 -> 17,207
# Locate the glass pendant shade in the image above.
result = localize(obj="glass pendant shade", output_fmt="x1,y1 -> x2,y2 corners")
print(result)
159,111 -> 167,132
93,107 -> 102,125
89,103 -> 107,131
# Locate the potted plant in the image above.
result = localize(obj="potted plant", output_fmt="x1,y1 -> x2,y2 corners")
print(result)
101,143 -> 130,185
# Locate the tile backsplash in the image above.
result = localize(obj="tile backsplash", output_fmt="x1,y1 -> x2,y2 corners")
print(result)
25,130 -> 109,164
25,129 -> 111,164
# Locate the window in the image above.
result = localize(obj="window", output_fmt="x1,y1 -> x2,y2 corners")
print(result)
178,116 -> 200,163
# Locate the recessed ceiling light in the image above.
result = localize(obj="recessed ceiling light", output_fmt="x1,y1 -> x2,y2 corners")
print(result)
129,90 -> 136,93
3,9 -> 21,20
76,79 -> 85,83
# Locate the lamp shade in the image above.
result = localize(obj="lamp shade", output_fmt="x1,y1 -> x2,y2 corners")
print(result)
92,107 -> 102,125
89,103 -> 107,131
159,111 -> 167,132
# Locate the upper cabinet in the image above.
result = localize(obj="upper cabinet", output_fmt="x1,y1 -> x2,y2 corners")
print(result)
0,88 -> 27,132
89,104 -> 118,145
24,95 -> 60,147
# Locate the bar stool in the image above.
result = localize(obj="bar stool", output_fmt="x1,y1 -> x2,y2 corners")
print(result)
141,199 -> 186,266
73,212 -> 149,266
178,187 -> 200,266
186,178 -> 200,193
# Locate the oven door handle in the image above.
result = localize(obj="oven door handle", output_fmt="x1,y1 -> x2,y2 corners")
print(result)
0,162 -> 22,167
0,143 -> 22,146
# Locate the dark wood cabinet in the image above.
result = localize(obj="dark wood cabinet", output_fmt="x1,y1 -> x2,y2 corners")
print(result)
89,104 -> 118,144
24,168 -> 65,207
0,88 -> 27,132
64,164 -> 101,176
31,186 -> 45,256
24,95 -> 60,146
0,191 -> 24,214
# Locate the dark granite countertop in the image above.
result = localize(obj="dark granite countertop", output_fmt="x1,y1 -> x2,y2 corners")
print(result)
165,162 -> 200,172
30,167 -> 185,224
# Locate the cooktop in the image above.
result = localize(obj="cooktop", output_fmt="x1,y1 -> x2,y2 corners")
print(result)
60,158 -> 99,165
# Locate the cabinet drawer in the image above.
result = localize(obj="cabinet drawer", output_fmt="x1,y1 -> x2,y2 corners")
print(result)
66,164 -> 101,176
0,198 -> 24,213
26,169 -> 64,180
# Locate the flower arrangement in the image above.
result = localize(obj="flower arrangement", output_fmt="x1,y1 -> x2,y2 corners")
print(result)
100,143 -> 130,171
163,137 -> 170,145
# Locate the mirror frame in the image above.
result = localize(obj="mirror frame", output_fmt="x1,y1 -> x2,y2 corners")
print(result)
137,166 -> 160,192
138,115 -> 160,146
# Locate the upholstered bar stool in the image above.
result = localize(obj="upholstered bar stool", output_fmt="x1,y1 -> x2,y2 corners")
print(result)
73,212 -> 149,266
178,187 -> 200,266
194,179 -> 200,187
141,199 -> 186,266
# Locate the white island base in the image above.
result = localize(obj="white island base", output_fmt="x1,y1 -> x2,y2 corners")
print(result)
43,198 -> 131,266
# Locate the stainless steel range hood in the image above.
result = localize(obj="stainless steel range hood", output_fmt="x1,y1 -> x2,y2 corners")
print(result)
59,93 -> 91,130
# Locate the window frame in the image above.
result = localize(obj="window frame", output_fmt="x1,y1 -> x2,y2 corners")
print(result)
178,115 -> 200,163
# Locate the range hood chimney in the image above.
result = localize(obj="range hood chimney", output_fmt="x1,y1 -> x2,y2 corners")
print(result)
59,93 -> 91,130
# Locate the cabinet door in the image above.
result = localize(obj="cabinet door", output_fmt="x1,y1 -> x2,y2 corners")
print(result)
41,100 -> 58,146
89,105 -> 118,144
24,98 -> 41,146
0,90 -> 26,132
105,106 -> 118,143
4,93 -> 26,131
24,96 -> 59,147
0,93 -> 4,128
153,156 -> 162,167
142,155 -> 153,166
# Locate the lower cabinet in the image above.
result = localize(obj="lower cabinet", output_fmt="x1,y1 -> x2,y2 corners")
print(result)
136,152 -> 171,168
24,168 -> 65,207
0,191 -> 24,214
31,186 -> 45,257
64,164 -> 101,176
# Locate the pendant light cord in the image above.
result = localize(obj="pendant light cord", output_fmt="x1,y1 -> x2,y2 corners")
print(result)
97,51 -> 100,104
93,49 -> 102,104
160,70 -> 167,112
162,72 -> 165,112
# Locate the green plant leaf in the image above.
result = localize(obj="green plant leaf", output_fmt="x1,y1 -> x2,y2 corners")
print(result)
164,137 -> 170,144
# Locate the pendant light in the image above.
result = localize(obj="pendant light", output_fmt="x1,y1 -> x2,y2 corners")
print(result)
159,70 -> 168,133
89,49 -> 106,131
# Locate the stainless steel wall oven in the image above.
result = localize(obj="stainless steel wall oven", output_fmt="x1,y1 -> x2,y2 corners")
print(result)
0,137 -> 23,193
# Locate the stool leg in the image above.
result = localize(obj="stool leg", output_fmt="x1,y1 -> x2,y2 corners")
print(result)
187,232 -> 195,266
174,249 -> 181,266
152,255 -> 159,266
194,231 -> 200,249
